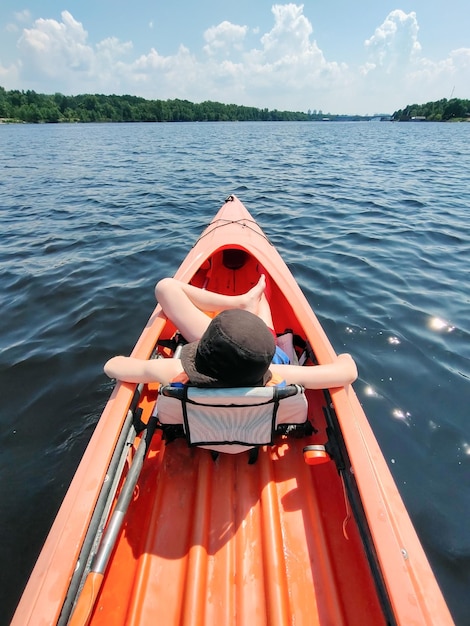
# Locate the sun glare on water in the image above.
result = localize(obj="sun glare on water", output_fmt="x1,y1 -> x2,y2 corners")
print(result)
429,317 -> 455,332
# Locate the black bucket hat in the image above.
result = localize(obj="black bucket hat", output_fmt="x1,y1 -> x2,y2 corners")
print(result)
180,309 -> 275,387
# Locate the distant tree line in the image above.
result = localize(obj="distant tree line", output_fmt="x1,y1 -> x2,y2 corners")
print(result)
2,87 -> 467,124
392,98 -> 470,121
0,87 -> 331,123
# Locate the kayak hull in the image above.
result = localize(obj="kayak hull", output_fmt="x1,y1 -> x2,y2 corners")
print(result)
13,195 -> 453,625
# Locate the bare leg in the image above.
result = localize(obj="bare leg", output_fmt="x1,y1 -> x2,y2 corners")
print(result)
155,275 -> 273,342
256,292 -> 274,331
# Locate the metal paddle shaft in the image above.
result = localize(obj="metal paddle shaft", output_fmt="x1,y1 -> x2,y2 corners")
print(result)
93,415 -> 157,573
69,414 -> 158,626
58,404 -> 139,626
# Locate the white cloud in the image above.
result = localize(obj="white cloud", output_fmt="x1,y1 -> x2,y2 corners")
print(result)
1,5 -> 469,114
197,4 -> 348,109
14,10 -> 32,22
18,11 -> 93,77
5,22 -> 19,34
203,21 -> 248,57
359,10 -> 470,111
5,9 -> 32,33
0,62 -> 19,85
405,47 -> 470,98
261,3 -> 314,59
364,10 -> 421,73
13,11 -> 136,92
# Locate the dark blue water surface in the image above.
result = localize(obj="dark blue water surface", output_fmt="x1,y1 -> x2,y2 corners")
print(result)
1,121 -> 469,624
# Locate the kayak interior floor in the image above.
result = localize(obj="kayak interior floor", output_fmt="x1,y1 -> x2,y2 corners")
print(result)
87,388 -> 386,626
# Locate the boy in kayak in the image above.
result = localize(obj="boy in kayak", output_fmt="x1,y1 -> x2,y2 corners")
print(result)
104,276 -> 357,389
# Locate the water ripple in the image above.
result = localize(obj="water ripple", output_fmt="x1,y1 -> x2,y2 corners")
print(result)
1,121 -> 469,624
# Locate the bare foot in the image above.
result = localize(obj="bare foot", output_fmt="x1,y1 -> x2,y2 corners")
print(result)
240,274 -> 266,314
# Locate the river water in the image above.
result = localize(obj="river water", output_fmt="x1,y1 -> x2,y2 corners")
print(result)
1,120 -> 469,624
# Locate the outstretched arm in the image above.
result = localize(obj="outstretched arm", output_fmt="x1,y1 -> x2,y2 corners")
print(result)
104,355 -> 183,384
104,353 -> 358,388
270,353 -> 357,389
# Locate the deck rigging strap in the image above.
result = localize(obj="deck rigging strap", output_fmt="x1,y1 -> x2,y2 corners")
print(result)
195,217 -> 273,247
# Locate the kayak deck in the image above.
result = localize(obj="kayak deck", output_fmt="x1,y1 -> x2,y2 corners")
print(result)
90,417 -> 385,625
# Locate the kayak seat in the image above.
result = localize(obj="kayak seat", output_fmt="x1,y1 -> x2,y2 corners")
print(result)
155,384 -> 312,455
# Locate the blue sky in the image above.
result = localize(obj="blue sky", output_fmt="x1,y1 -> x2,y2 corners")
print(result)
1,1 -> 468,114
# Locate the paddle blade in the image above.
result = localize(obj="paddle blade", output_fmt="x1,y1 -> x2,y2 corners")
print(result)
68,572 -> 104,626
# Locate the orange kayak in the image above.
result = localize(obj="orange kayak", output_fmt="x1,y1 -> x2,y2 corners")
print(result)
13,195 -> 453,625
